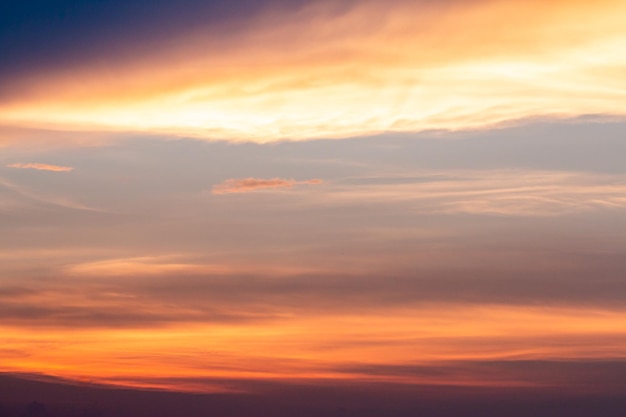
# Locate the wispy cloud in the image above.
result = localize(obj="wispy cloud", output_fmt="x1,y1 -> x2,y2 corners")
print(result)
2,1 -> 626,143
7,162 -> 74,172
213,177 -> 323,194
0,175 -> 102,213
328,170 -> 626,216
66,257 -> 232,277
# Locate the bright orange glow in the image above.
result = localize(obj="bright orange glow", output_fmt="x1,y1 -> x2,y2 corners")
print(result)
3,305 -> 626,392
1,0 -> 626,142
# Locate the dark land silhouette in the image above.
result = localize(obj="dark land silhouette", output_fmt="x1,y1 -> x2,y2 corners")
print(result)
2,373 -> 626,417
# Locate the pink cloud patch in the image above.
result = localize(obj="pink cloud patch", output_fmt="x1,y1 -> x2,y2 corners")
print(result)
213,177 -> 323,194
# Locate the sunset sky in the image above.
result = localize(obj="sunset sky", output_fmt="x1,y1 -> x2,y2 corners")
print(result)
1,1 -> 626,415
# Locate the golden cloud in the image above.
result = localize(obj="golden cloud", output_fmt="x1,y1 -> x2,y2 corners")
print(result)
0,0 -> 625,142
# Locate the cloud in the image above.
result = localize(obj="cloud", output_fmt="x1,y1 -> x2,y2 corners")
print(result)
2,245 -> 626,393
328,170 -> 626,216
7,162 -> 74,172
3,289 -> 626,395
3,245 -> 626,330
0,175 -> 101,213
212,177 -> 323,194
1,0 -> 626,143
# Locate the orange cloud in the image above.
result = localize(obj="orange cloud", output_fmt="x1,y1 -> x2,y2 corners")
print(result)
2,305 -> 626,393
1,0 -> 625,142
213,177 -> 323,194
7,162 -> 74,172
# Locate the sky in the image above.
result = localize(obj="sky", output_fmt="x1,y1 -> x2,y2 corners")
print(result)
1,1 -> 626,416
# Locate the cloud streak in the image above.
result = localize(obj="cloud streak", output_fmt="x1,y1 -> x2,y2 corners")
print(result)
328,170 -> 626,216
212,177 -> 323,194
6,163 -> 74,172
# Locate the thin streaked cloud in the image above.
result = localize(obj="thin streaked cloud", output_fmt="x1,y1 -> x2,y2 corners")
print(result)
213,177 -> 323,194
7,162 -> 74,172
326,170 -> 626,216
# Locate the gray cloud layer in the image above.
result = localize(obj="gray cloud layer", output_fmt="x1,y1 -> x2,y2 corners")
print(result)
1,119 -> 625,330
